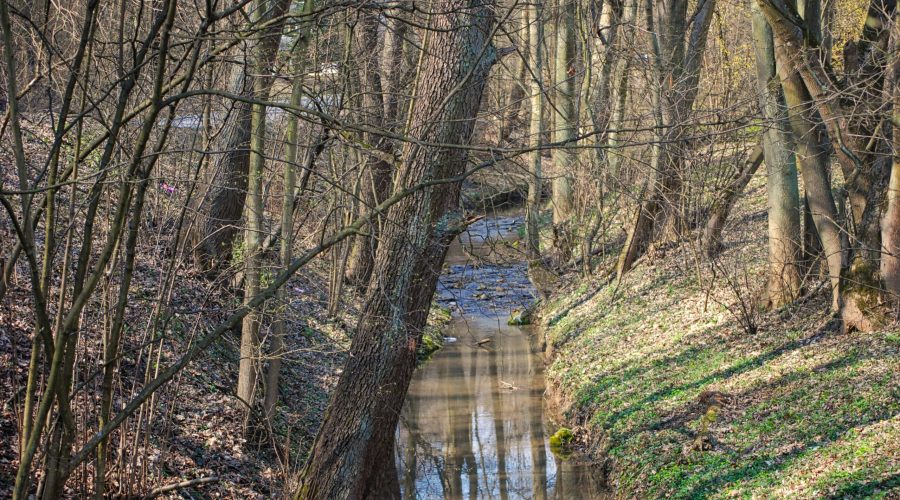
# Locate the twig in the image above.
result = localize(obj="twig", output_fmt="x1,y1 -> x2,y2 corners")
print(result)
142,476 -> 219,499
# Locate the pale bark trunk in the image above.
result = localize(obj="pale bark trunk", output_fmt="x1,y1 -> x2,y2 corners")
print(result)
237,0 -> 290,410
551,0 -> 577,261
526,0 -> 545,262
296,1 -> 497,496
751,3 -> 803,307
777,64 -> 845,311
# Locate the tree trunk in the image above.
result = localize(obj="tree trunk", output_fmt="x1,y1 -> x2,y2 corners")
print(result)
345,12 -> 394,289
750,3 -> 803,307
700,144 -> 764,257
617,0 -> 714,276
551,0 -> 577,261
381,12 -> 408,128
265,0 -> 315,423
500,8 -> 529,144
777,60 -> 845,311
236,0 -> 291,411
296,0 -> 497,496
526,0 -> 545,262
882,16 -> 900,300
190,0 -> 291,272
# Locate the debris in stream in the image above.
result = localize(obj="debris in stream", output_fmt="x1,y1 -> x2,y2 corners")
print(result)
499,380 -> 519,391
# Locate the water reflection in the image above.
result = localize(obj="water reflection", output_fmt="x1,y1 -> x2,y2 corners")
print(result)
396,315 -> 606,499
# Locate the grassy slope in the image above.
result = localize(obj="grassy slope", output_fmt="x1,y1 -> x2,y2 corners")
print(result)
540,179 -> 900,498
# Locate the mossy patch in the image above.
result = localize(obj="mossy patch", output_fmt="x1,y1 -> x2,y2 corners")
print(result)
549,427 -> 576,459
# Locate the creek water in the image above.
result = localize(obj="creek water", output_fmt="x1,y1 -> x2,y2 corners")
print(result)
395,216 -> 607,499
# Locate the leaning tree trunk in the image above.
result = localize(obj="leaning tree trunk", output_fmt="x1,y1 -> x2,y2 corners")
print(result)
190,0 -> 291,272
700,144 -> 764,257
750,2 -> 803,308
296,0 -> 497,497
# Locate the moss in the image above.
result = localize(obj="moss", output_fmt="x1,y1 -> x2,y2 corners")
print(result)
549,427 -> 575,459
843,256 -> 888,331
417,304 -> 453,364
507,305 -> 533,325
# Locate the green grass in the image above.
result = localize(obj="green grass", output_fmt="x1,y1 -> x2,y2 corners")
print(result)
541,193 -> 900,498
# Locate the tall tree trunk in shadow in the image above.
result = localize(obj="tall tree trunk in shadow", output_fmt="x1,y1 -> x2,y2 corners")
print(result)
237,0 -> 289,413
265,0 -> 315,422
190,0 -> 291,272
616,0 -> 714,277
750,3 -> 803,308
382,12 -> 408,129
296,1 -> 497,496
345,12 -> 394,289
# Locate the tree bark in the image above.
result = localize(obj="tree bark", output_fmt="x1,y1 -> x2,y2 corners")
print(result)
750,2 -> 804,307
756,0 -> 897,327
190,0 -> 291,272
296,0 -> 497,496
345,11 -> 394,289
617,0 -> 714,276
265,0 -> 315,423
882,14 -> 900,300
551,0 -> 577,261
526,0 -> 545,262
236,0 -> 279,412
777,54 -> 845,311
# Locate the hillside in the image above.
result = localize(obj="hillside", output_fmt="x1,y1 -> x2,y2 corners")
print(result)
539,177 -> 900,498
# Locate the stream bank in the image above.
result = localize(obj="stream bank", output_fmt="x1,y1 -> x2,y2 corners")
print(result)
535,177 -> 900,498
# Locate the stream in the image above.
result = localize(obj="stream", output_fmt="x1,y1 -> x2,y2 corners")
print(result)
395,215 -> 608,499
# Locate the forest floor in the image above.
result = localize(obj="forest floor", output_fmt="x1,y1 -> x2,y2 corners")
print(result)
538,176 -> 900,498
0,171 -> 501,498
0,255 -> 355,497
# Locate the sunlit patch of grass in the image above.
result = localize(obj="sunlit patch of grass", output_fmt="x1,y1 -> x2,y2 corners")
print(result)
542,176 -> 900,498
